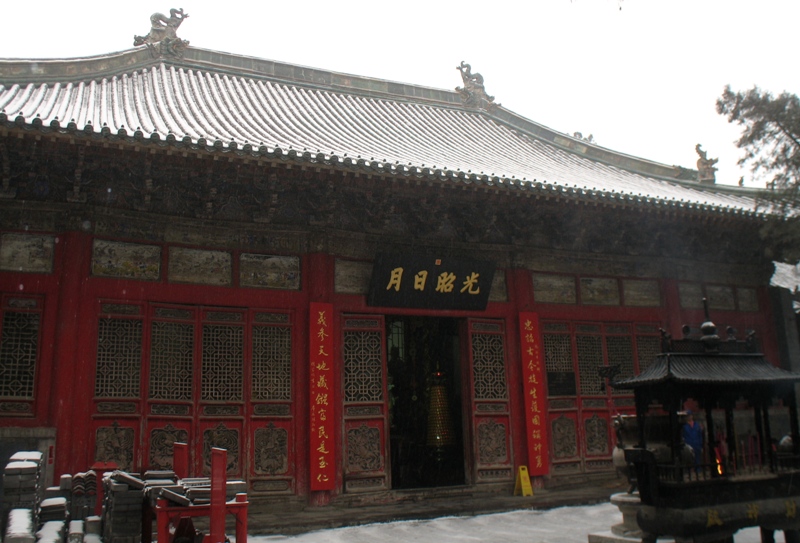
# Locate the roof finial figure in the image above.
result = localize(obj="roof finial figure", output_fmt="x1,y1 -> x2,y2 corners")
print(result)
456,61 -> 497,111
695,143 -> 718,184
133,8 -> 190,58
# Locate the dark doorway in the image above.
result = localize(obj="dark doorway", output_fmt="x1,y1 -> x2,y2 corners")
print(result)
386,316 -> 465,489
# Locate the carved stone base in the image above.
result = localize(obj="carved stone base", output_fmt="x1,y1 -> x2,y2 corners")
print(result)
589,531 -> 646,543
610,492 -> 644,538
588,493 -> 660,543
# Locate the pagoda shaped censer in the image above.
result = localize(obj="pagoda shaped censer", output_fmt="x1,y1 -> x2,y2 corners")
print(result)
426,370 -> 456,453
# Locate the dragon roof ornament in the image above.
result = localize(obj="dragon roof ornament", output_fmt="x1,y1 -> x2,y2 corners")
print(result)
133,8 -> 190,59
455,61 -> 498,111
695,144 -> 719,185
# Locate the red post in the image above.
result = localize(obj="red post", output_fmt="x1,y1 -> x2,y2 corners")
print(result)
156,499 -> 171,543
90,461 -> 117,516
234,493 -> 248,543
209,448 -> 227,543
173,442 -> 189,480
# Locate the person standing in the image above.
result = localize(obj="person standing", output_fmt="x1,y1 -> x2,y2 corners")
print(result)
682,410 -> 704,471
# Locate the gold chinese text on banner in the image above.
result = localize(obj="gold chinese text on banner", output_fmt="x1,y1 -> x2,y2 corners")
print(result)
310,302 -> 335,490
518,312 -> 549,476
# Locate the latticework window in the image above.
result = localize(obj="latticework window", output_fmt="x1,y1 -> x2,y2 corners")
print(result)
202,324 -> 243,401
543,333 -> 576,397
0,311 -> 40,398
576,334 -> 603,396
149,321 -> 194,400
635,334 -> 661,374
472,333 -> 508,400
343,330 -> 383,403
95,318 -> 142,398
252,326 -> 292,401
605,335 -> 634,396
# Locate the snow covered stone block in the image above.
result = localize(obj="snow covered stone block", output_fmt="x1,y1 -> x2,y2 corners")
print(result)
83,517 -> 100,536
35,520 -> 65,543
67,520 -> 84,543
4,508 -> 35,543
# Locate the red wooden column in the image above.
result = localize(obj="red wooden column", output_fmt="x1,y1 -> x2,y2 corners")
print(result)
173,442 -> 189,480
209,447 -> 227,543
51,231 -> 93,479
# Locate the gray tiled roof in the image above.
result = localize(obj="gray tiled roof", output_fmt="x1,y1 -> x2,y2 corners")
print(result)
614,353 -> 800,388
0,47 -> 762,217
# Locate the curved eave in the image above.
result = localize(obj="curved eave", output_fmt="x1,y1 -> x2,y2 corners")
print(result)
0,114 -> 766,222
0,46 -> 702,184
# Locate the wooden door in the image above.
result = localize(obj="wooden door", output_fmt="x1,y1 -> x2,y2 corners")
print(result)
466,318 -> 514,484
341,314 -> 388,492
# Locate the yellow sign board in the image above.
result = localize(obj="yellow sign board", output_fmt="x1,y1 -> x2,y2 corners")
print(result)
514,465 -> 533,496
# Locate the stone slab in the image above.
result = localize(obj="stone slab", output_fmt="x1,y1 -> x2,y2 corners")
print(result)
589,530 -> 674,543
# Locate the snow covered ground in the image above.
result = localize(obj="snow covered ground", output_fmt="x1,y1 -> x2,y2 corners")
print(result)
249,502 -> 764,543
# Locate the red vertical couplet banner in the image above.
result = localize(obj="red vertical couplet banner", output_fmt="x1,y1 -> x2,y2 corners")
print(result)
310,302 -> 336,490
518,312 -> 549,476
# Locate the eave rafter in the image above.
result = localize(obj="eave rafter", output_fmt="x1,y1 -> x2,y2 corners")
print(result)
0,116 -> 766,225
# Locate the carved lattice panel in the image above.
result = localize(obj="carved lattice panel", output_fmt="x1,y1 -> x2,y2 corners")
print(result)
0,311 -> 40,398
149,423 -> 189,470
252,326 -> 292,401
477,418 -> 508,464
202,324 -> 243,401
95,423 -> 135,471
254,423 -> 289,475
346,423 -> 383,472
343,331 -> 383,403
551,415 -> 578,459
149,321 -> 194,400
636,334 -> 661,374
576,334 -> 603,396
471,333 -> 508,400
543,332 -> 576,397
202,423 -> 240,475
584,414 -> 609,455
95,318 -> 142,398
605,335 -> 634,396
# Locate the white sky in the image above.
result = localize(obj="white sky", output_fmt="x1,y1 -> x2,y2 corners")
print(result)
250,502 -> 762,542
1,1 -> 798,188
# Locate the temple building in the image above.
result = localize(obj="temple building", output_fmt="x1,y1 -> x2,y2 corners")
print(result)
0,10 -> 795,505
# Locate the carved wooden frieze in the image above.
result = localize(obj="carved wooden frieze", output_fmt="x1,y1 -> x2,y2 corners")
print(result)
254,423 -> 288,475
253,404 -> 291,416
584,415 -> 609,456
91,239 -> 161,281
533,274 -> 577,304
679,283 -> 705,309
477,419 -> 507,465
251,479 -> 290,492
96,402 -> 137,414
346,424 -> 382,472
622,279 -> 661,307
95,423 -> 135,471
552,416 -> 578,459
334,259 -> 372,295
0,233 -> 54,273
0,136 -> 772,277
240,254 -> 300,290
202,423 -> 239,475
737,287 -> 758,311
580,277 -> 620,306
149,423 -> 189,470
168,247 -> 231,286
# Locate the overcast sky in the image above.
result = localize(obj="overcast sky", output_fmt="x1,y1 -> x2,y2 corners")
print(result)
1,1 -> 797,188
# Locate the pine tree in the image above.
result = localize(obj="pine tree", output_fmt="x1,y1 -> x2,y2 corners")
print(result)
717,85 -> 800,263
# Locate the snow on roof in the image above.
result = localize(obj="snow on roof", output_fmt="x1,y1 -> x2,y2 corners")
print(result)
0,46 -> 763,217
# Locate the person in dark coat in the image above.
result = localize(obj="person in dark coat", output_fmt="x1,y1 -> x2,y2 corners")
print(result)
682,410 -> 704,469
